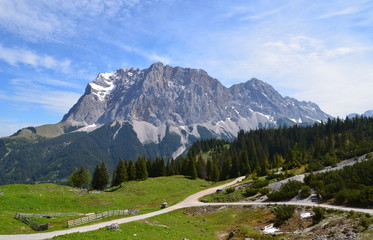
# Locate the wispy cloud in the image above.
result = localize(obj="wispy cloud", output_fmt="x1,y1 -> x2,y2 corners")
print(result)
0,79 -> 81,114
0,44 -> 71,72
0,0 -> 156,43
240,6 -> 285,21
106,40 -> 171,65
317,7 -> 360,19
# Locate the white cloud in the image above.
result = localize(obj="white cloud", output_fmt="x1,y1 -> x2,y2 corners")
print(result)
240,6 -> 286,21
317,7 -> 359,19
0,44 -> 71,72
0,79 -> 81,114
0,0 -> 152,42
147,53 -> 171,65
252,36 -> 373,117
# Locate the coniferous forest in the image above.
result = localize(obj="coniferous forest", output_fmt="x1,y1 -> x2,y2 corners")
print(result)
186,116 -> 373,180
71,116 -> 373,206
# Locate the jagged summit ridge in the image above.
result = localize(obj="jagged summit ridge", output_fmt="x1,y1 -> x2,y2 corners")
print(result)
63,62 -> 329,126
62,62 -> 331,157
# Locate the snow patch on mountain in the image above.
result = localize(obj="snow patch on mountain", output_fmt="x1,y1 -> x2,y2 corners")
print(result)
89,76 -> 115,101
75,124 -> 101,133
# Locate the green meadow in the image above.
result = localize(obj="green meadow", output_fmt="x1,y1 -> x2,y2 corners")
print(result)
0,176 -> 216,234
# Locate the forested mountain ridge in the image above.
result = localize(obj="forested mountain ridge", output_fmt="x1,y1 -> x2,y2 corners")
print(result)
186,116 -> 373,180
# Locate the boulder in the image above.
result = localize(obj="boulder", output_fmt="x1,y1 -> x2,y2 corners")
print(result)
107,223 -> 120,231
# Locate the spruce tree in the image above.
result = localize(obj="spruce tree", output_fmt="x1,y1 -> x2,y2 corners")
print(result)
197,155 -> 206,179
206,158 -> 212,181
136,156 -> 148,180
211,161 -> 220,182
91,162 -> 109,190
155,157 -> 166,177
68,166 -> 90,188
230,154 -> 240,178
189,158 -> 198,179
112,158 -> 127,186
128,160 -> 137,181
91,164 -> 101,190
99,162 -> 109,190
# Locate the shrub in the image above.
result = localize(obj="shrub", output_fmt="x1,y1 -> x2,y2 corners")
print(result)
245,188 -> 258,197
273,205 -> 295,227
267,180 -> 303,201
300,185 -> 311,198
252,179 -> 269,188
225,187 -> 236,194
312,207 -> 324,224
259,187 -> 270,196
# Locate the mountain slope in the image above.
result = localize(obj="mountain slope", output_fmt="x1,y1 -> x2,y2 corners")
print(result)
0,63 -> 331,184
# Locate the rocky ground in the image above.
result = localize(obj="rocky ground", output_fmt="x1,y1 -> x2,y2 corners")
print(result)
186,205 -> 372,240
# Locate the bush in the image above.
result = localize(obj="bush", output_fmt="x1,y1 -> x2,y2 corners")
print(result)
225,187 -> 236,194
300,185 -> 311,198
273,205 -> 295,227
267,180 -> 303,201
312,207 -> 324,224
245,188 -> 258,197
252,179 -> 269,188
259,187 -> 270,196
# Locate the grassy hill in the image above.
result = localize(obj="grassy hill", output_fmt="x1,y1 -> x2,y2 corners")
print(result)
0,176 -> 217,234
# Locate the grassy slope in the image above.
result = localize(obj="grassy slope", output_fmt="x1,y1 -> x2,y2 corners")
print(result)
52,206 -> 277,240
0,176 -> 214,234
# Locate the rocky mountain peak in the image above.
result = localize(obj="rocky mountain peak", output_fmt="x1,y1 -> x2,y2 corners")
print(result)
62,62 -> 331,147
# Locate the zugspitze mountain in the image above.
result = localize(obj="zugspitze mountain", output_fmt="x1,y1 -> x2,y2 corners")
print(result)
63,62 -> 330,157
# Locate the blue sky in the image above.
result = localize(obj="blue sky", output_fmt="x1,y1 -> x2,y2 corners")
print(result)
1,0 -> 373,137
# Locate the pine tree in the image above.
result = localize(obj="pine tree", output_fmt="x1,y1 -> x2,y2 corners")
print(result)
211,160 -> 220,182
260,155 -> 270,175
136,156 -> 148,180
68,166 -> 90,188
146,158 -> 154,177
230,154 -> 240,178
189,158 -> 198,179
154,157 -> 166,177
166,160 -> 175,176
112,158 -> 127,186
127,160 -> 137,181
221,156 -> 231,180
239,150 -> 250,175
273,153 -> 285,168
99,162 -> 109,190
206,158 -> 212,181
91,164 -> 101,190
197,155 -> 206,179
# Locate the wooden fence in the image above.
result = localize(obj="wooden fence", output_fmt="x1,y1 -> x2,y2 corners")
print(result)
14,213 -> 50,231
67,209 -> 139,228
17,212 -> 83,218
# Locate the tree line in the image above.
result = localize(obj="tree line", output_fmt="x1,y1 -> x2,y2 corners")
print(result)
69,116 -> 373,191
186,116 -> 373,181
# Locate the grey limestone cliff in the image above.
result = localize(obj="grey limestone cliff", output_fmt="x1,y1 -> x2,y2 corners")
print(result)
62,62 -> 331,157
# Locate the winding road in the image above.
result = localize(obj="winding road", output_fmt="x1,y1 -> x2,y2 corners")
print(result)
1,175 -> 372,240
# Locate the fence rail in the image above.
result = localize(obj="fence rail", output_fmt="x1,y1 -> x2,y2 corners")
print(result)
67,209 -> 139,228
14,213 -> 50,231
17,212 -> 83,218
